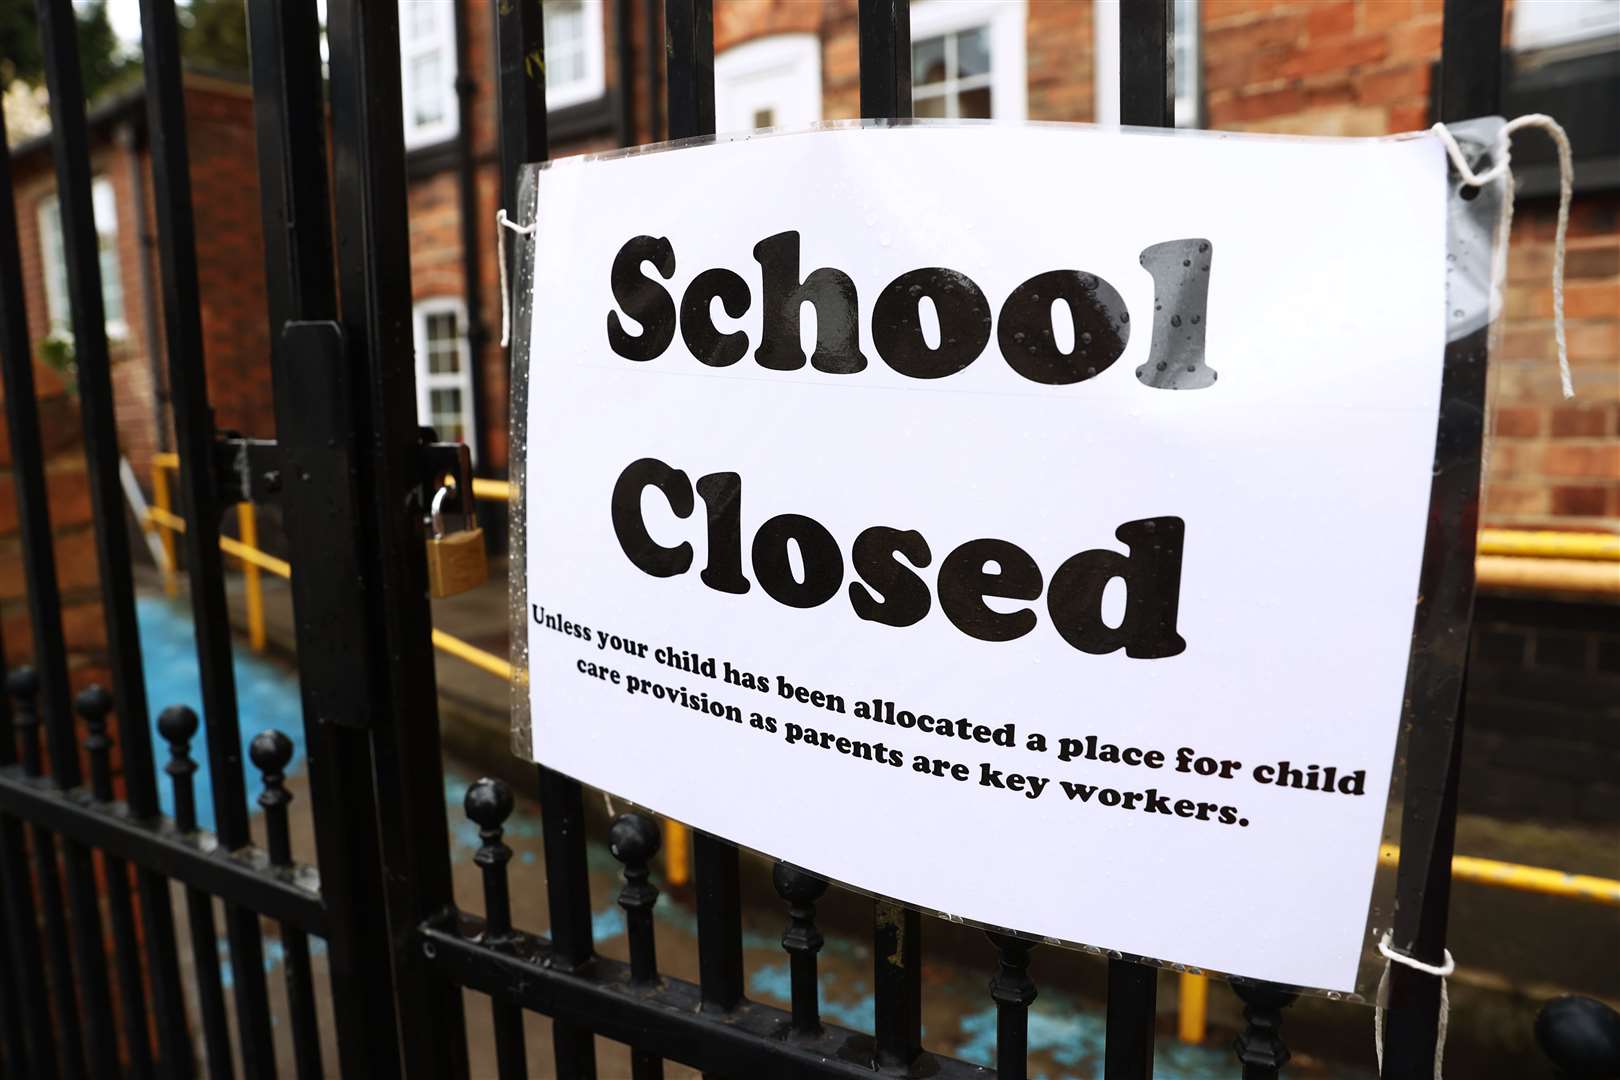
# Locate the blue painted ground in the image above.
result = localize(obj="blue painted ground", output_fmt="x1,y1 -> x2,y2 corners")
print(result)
137,596 -> 308,831
140,593 -> 1277,1078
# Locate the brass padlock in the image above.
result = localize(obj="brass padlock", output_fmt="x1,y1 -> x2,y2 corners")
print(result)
426,481 -> 487,598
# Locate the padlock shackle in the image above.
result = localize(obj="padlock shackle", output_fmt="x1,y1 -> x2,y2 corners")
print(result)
430,483 -> 453,539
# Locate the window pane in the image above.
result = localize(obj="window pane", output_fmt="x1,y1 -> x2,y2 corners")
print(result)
912,36 -> 947,87
406,2 -> 439,40
411,52 -> 445,126
550,42 -> 586,86
913,93 -> 947,118
430,388 -> 463,437
92,179 -> 123,330
957,27 -> 991,79
39,198 -> 69,332
426,310 -> 458,343
957,86 -> 992,120
545,1 -> 587,91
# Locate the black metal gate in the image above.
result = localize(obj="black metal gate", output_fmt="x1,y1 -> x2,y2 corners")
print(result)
0,1 -> 1581,1078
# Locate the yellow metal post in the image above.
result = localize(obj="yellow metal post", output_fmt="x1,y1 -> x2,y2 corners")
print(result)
1178,972 -> 1208,1044
152,461 -> 178,596
236,502 -> 267,652
664,820 -> 691,887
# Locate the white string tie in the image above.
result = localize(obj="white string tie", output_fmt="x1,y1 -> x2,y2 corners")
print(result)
497,208 -> 538,349
1374,931 -> 1456,1079
1430,114 -> 1575,398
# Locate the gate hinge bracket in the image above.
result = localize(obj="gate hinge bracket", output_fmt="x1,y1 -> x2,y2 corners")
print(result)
210,431 -> 472,511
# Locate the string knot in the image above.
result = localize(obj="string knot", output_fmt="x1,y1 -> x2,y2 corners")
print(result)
1430,114 -> 1575,398
1374,931 -> 1456,1079
497,208 -> 539,349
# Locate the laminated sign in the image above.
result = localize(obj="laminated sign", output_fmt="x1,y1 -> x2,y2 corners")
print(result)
508,122 -> 1496,995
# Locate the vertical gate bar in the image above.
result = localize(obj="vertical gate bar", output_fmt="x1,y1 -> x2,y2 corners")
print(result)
663,13 -> 746,1052
78,687 -> 156,1080
856,6 -> 923,1070
1119,0 -> 1174,128
614,0 -> 636,146
0,102 -> 69,1080
873,902 -> 922,1069
251,733 -> 323,1080
0,859 -> 24,1078
1107,8 -> 1174,1076
243,1 -> 408,1075
162,705 -> 237,1080
857,0 -> 912,121
19,2 -> 192,1075
1104,960 -> 1157,1080
665,0 -> 715,140
325,3 -> 471,1076
134,2 -> 280,1074
644,0 -> 663,142
494,0 -> 549,267
679,298 -> 743,1021
10,670 -> 89,1080
537,768 -> 598,1078
1382,6 -> 1502,1077
490,7 -> 598,1076
986,934 -> 1038,1080
33,7 -> 147,1075
609,814 -> 664,1080
451,0 -> 491,472
467,780 -> 528,1080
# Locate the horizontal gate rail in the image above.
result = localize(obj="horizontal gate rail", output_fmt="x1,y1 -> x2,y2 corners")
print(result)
0,767 -> 327,933
420,914 -> 998,1079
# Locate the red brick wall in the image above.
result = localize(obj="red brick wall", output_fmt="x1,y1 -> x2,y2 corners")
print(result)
183,82 -> 274,446
1197,0 -> 1618,532
9,79 -> 272,492
432,0 -> 1619,528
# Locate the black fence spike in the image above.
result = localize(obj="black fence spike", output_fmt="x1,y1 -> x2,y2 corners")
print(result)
772,862 -> 828,1038
465,778 -> 527,1079
986,932 -> 1038,1080
1233,981 -> 1297,1079
76,685 -> 114,803
158,705 -> 200,835
609,813 -> 662,985
1537,996 -> 1620,1079
7,668 -> 42,779
610,812 -> 663,1080
250,730 -> 295,867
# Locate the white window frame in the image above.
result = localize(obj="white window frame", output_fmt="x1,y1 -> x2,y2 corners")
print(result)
37,176 -> 127,341
544,0 -> 609,111
1510,0 -> 1620,52
1093,0 -> 1202,128
714,33 -> 823,132
413,297 -> 477,462
399,0 -> 459,149
909,0 -> 1027,121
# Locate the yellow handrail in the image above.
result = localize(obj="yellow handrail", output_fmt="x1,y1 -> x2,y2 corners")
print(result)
142,458 -> 1620,919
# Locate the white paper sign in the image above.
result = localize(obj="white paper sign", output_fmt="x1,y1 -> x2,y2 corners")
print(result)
518,124 -> 1448,993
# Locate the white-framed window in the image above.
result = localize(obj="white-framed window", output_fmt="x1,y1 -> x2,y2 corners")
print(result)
399,0 -> 458,149
38,176 -> 126,341
1092,0 -> 1203,128
543,0 -> 608,110
715,33 -> 822,133
910,0 -> 1027,120
413,298 -> 476,459
1511,0 -> 1619,52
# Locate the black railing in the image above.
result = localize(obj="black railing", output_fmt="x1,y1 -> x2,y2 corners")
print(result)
0,0 -> 1616,1078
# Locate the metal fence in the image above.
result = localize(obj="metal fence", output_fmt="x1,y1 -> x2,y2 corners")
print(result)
0,0 -> 1612,1078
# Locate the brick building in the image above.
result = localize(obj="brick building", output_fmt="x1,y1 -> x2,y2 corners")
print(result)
3,75 -> 270,679
4,3 -> 1614,529
8,74 -> 272,486
404,0 -> 1617,531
